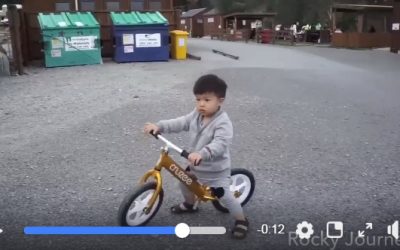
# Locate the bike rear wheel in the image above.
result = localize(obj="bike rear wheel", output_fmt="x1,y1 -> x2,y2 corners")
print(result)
212,168 -> 255,213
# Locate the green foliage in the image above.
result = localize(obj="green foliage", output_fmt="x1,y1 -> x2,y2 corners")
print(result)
0,0 -> 22,5
209,0 -> 268,13
185,0 -> 391,26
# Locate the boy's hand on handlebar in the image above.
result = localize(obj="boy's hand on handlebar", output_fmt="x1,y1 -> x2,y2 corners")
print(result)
188,152 -> 202,166
144,123 -> 160,135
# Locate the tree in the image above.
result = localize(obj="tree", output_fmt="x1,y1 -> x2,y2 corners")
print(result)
271,0 -> 334,25
209,0 -> 270,13
201,0 -> 392,26
0,0 -> 22,5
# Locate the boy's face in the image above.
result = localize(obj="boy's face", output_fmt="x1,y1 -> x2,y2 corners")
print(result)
195,92 -> 224,117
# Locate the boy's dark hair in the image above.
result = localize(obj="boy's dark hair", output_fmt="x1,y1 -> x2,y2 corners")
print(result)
193,74 -> 227,98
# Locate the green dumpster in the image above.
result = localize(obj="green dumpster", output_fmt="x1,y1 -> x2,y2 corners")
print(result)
38,12 -> 102,68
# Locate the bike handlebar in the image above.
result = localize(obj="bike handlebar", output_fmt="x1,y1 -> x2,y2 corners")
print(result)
150,131 -> 188,158
150,131 -> 199,165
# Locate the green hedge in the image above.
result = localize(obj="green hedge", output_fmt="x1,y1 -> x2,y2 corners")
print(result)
0,0 -> 22,6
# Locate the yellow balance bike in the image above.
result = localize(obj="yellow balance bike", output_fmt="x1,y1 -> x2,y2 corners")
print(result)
118,133 -> 255,226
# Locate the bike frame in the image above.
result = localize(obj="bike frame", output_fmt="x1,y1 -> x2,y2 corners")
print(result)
139,134 -> 216,214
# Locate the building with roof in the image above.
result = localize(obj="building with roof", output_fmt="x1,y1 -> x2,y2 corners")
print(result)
331,2 -> 394,48
179,7 -> 207,37
223,12 -> 276,31
202,8 -> 223,37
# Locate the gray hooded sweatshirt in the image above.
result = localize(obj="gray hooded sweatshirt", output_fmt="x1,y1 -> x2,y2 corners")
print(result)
156,108 -> 233,180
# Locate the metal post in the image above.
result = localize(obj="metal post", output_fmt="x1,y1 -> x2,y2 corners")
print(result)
19,8 -> 29,65
357,13 -> 364,33
7,4 -> 24,75
391,0 -> 400,53
191,18 -> 193,37
384,16 -> 387,33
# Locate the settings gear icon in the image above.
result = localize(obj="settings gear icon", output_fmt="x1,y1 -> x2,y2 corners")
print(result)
296,221 -> 314,239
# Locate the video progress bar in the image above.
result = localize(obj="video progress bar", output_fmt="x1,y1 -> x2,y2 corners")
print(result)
24,223 -> 226,238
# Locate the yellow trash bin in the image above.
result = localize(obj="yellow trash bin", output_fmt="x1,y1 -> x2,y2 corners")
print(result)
170,30 -> 189,60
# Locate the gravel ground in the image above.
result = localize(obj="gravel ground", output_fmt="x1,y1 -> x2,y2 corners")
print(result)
1,39 -> 400,250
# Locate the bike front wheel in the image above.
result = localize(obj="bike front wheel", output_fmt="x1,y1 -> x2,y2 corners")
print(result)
212,168 -> 255,213
118,181 -> 164,226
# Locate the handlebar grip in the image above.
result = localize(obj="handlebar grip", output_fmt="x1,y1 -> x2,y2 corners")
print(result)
181,150 -> 201,166
181,150 -> 190,159
150,131 -> 160,139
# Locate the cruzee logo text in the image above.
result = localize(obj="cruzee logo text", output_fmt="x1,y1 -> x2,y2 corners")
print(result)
169,164 -> 193,185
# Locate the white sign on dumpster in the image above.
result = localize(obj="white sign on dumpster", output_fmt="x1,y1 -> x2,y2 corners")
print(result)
135,33 -> 161,48
124,45 -> 134,53
65,36 -> 97,51
122,34 -> 134,45
178,38 -> 185,47
393,23 -> 400,31
51,49 -> 61,57
51,37 -> 64,49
